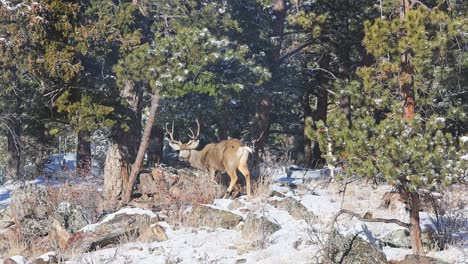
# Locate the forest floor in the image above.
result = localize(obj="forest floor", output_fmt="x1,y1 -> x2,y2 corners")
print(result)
0,166 -> 467,264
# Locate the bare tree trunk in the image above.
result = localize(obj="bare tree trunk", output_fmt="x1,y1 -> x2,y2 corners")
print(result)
409,191 -> 424,255
77,129 -> 91,176
103,79 -> 143,200
123,91 -> 161,204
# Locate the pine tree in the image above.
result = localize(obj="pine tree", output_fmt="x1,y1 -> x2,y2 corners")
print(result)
322,2 -> 467,255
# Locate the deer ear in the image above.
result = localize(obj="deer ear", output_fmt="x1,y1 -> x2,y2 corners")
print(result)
187,140 -> 199,149
168,141 -> 181,151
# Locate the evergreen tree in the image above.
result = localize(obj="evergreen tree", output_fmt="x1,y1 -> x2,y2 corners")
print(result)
321,1 -> 467,254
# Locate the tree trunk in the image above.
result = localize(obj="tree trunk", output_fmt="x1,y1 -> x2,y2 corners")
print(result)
147,125 -> 164,167
251,0 -> 286,161
217,99 -> 229,140
5,95 -> 21,181
302,87 -> 313,167
6,127 -> 20,180
409,191 -> 425,255
103,144 -> 126,200
311,86 -> 328,168
103,79 -> 143,200
77,129 -> 91,176
123,91 -> 161,204
400,0 -> 415,120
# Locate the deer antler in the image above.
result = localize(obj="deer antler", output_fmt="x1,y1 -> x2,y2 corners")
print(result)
188,119 -> 200,141
165,121 -> 182,144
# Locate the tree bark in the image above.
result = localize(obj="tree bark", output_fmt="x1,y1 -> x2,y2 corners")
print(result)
123,91 -> 161,204
77,129 -> 91,176
250,0 -> 287,163
311,85 -> 328,168
5,95 -> 21,181
6,127 -> 20,180
302,87 -> 313,167
103,78 -> 143,201
409,191 -> 424,255
400,0 -> 415,120
146,124 -> 164,166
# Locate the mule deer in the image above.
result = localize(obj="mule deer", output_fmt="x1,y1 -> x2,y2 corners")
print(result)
165,120 -> 253,197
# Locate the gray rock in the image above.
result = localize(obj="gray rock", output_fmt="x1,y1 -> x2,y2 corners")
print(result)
188,204 -> 242,229
228,200 -> 245,210
241,212 -> 281,240
269,197 -> 315,220
30,252 -> 58,264
379,228 -> 411,248
394,255 -> 450,264
328,232 -> 387,264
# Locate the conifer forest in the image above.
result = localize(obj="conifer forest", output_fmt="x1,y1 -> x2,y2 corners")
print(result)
0,1 -> 467,263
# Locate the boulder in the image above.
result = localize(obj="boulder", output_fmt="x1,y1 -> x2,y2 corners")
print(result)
228,200 -> 245,210
139,223 -> 168,242
379,228 -> 411,248
241,212 -> 281,240
30,252 -> 58,264
188,205 -> 242,229
328,232 -> 387,264
3,256 -> 28,264
269,197 -> 315,220
390,255 -> 450,264
65,207 -> 160,251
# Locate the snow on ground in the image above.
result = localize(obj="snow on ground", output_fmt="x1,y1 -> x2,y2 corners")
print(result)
2,167 -> 467,263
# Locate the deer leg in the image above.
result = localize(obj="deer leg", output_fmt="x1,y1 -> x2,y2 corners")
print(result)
239,165 -> 252,197
223,170 -> 238,199
209,168 -> 219,185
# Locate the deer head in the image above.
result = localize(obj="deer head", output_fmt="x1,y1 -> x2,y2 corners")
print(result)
165,119 -> 200,160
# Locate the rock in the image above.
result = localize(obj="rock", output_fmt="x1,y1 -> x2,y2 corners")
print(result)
391,255 -> 450,264
137,172 -> 159,197
188,205 -> 242,229
269,197 -> 315,220
30,252 -> 58,264
269,190 -> 287,198
3,256 -> 28,264
379,228 -> 411,248
228,200 -> 245,210
67,207 -> 159,251
0,221 -> 14,229
54,201 -> 88,233
139,223 -> 168,242
328,232 -> 387,264
241,212 -> 281,240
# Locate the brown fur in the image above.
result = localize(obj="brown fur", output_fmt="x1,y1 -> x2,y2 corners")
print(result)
169,138 -> 253,197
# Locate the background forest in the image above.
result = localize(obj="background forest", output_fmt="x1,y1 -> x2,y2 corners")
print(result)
0,0 -> 467,262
